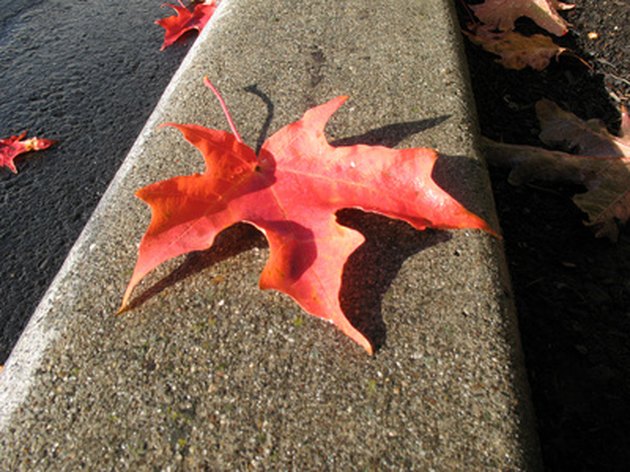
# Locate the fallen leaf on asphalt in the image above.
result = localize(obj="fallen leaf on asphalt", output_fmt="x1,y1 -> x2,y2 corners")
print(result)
464,28 -> 567,70
483,99 -> 630,240
0,132 -> 56,174
470,0 -> 574,36
122,78 -> 494,354
156,0 -> 218,50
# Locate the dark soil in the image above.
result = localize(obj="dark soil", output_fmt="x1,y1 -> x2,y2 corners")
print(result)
457,0 -> 630,470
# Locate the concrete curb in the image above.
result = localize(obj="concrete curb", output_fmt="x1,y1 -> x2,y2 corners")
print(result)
1,0 -> 541,469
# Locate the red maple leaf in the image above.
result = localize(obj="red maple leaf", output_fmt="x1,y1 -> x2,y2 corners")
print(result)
155,0 -> 218,51
122,79 -> 494,354
0,132 -> 56,173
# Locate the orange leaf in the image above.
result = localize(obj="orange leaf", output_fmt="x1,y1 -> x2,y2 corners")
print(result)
155,0 -> 218,51
122,79 -> 494,353
0,132 -> 56,174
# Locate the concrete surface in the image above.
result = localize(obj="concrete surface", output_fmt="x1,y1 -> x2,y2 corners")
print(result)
0,0 -> 191,363
0,0 -> 542,469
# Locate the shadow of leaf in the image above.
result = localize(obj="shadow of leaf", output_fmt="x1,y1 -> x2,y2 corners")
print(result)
331,115 -> 450,148
337,210 -> 450,352
432,153 -> 493,222
124,223 -> 266,312
244,84 -> 274,154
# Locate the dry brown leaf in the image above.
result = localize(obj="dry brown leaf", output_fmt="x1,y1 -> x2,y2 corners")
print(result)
470,0 -> 574,36
483,99 -> 630,240
464,29 -> 567,70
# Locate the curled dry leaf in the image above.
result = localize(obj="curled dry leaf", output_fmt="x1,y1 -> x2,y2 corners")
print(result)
470,0 -> 574,36
122,79 -> 494,354
155,0 -> 218,50
0,132 -> 56,174
464,28 -> 567,70
483,99 -> 630,240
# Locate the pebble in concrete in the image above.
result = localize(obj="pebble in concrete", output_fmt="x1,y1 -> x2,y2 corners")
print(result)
0,0 -> 541,469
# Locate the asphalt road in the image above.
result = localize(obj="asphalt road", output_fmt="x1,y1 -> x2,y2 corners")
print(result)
0,0 -> 191,363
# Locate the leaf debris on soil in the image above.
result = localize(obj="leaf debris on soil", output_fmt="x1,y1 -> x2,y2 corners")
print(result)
459,0 -> 630,469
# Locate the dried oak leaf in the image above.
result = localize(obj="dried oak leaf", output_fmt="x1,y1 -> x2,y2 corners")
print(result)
122,79 -> 494,354
0,132 -> 56,174
483,99 -> 630,240
471,0 -> 574,36
156,0 -> 218,50
464,28 -> 566,70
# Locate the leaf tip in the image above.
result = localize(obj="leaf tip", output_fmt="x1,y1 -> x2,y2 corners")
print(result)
473,212 -> 502,238
339,319 -> 374,355
335,95 -> 350,107
118,294 -> 131,316
486,225 -> 503,239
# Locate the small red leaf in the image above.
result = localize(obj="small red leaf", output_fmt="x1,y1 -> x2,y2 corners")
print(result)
0,132 -> 56,174
155,0 -> 218,51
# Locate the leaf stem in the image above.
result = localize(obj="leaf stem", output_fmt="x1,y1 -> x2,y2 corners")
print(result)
204,76 -> 244,143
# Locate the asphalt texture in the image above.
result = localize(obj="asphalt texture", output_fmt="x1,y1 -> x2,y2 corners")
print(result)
0,0 -> 541,469
0,0 -> 191,363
